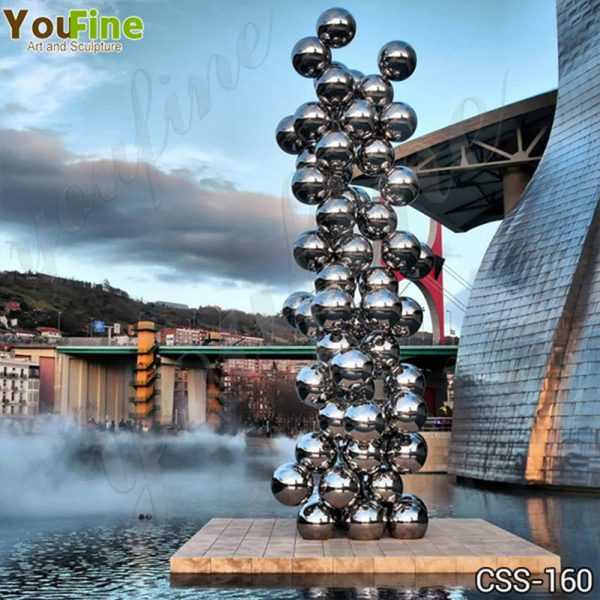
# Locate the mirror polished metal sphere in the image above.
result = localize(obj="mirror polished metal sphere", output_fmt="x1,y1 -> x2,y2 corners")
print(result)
296,147 -> 318,170
316,7 -> 356,48
384,390 -> 428,433
292,36 -> 331,78
334,233 -> 373,273
316,330 -> 355,364
384,363 -> 426,396
360,330 -> 400,373
347,500 -> 386,540
349,186 -> 371,207
380,102 -> 418,142
315,66 -> 355,113
314,262 -> 356,295
358,266 -> 398,296
330,349 -> 374,396
341,99 -> 378,143
297,498 -> 336,540
367,463 -> 403,504
344,401 -> 385,443
295,431 -> 337,471
293,230 -> 332,272
378,40 -> 417,81
271,461 -> 313,506
295,362 -> 332,408
291,167 -> 329,205
357,199 -> 398,240
316,196 -> 356,239
316,130 -> 354,173
318,400 -> 347,438
392,297 -> 424,337
295,296 -> 319,339
282,291 -> 313,329
357,139 -> 395,176
343,438 -> 382,474
358,73 -> 393,108
311,287 -> 354,332
402,243 -> 434,280
276,115 -> 303,155
388,494 -> 428,539
361,288 -> 403,330
294,102 -> 331,145
379,166 -> 420,206
319,462 -> 360,509
382,231 -> 421,271
386,432 -> 428,473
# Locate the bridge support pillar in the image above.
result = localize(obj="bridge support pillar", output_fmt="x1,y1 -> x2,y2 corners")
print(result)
503,166 -> 531,215
187,368 -> 207,427
157,360 -> 176,426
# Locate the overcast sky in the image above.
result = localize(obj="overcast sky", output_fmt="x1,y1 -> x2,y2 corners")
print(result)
0,0 -> 558,330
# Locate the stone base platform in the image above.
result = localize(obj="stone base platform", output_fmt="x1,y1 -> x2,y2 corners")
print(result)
170,518 -> 560,582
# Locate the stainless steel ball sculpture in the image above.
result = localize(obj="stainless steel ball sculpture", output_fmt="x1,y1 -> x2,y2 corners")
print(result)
272,7 -> 431,541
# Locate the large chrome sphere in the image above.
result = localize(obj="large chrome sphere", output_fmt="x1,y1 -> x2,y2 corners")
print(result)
293,230 -> 331,272
343,438 -> 382,474
382,231 -> 421,271
388,495 -> 428,539
330,349 -> 374,396
311,287 -> 354,332
341,99 -> 378,143
316,331 -> 355,364
271,461 -> 313,506
347,500 -> 386,540
384,390 -> 428,433
379,166 -> 420,206
378,40 -> 417,81
316,130 -> 354,173
380,102 -> 418,142
295,431 -> 337,471
357,139 -> 395,176
402,243 -> 434,280
344,401 -> 385,443
316,7 -> 356,48
314,263 -> 356,295
319,463 -> 360,509
282,291 -> 312,329
296,147 -> 318,170
360,330 -> 400,373
295,362 -> 332,408
358,266 -> 398,296
361,289 -> 403,330
315,66 -> 355,113
384,363 -> 426,396
318,400 -> 346,438
358,74 -> 393,108
316,196 -> 356,239
295,296 -> 319,339
386,432 -> 428,473
292,36 -> 331,78
392,297 -> 424,337
334,233 -> 373,273
297,499 -> 336,540
291,167 -> 329,205
367,463 -> 403,504
276,115 -> 303,154
294,102 -> 331,145
357,199 -> 398,240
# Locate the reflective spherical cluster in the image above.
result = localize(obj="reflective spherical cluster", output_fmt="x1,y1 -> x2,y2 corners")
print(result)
273,7 -> 430,541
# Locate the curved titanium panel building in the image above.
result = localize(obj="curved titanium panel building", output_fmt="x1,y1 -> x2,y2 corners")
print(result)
450,0 -> 600,487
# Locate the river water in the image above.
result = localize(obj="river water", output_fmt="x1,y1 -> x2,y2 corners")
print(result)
0,426 -> 596,599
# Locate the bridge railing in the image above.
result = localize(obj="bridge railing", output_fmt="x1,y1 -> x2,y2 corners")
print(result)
422,417 -> 452,432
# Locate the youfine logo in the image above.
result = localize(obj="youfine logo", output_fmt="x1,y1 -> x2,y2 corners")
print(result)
2,8 -> 144,54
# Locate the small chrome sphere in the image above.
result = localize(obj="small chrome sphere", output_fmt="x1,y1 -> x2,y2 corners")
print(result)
347,500 -> 386,540
316,331 -> 355,364
402,243 -> 434,279
386,432 -> 428,473
282,291 -> 312,329
349,186 -> 371,207
367,463 -> 403,504
316,196 -> 356,239
316,130 -> 354,173
384,363 -> 426,396
348,68 -> 365,92
319,463 -> 360,509
358,74 -> 394,108
334,233 -> 373,273
311,287 -> 354,332
292,36 -> 331,78
316,7 -> 356,48
330,349 -> 374,396
271,462 -> 313,506
293,230 -> 331,272
295,362 -> 332,408
297,499 -> 336,540
291,167 -> 329,205
358,266 -> 398,296
314,263 -> 356,295
295,431 -> 336,471
315,66 -> 355,113
382,231 -> 421,271
380,102 -> 418,142
361,289 -> 403,330
357,139 -> 395,176
276,115 -> 303,155
344,401 -> 385,443
357,199 -> 398,240
294,102 -> 331,145
379,166 -> 420,206
295,296 -> 319,339
378,40 -> 417,81
360,330 -> 400,373
318,400 -> 346,438
392,297 -> 424,337
296,147 -> 318,170
388,494 -> 428,539
343,438 -> 382,474
384,390 -> 428,433
340,99 -> 378,143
